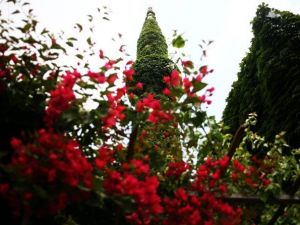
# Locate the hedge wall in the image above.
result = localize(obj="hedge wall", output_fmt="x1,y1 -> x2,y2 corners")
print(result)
223,4 -> 300,149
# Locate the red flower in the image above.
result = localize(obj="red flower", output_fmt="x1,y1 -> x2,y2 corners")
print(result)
126,60 -> 133,65
197,165 -> 208,179
136,82 -> 143,90
51,37 -> 56,46
183,77 -> 192,90
95,146 -> 114,170
199,95 -> 206,103
99,49 -> 104,59
123,68 -> 135,81
163,88 -> 171,96
104,60 -> 116,70
163,76 -> 171,85
10,55 -> 18,63
148,112 -> 158,123
206,87 -> 215,93
219,156 -> 230,168
200,65 -> 208,75
128,93 -> 135,99
107,74 -> 118,85
170,70 -> 181,87
231,172 -> 238,182
175,187 -> 188,201
181,60 -> 193,68
136,100 -> 144,112
233,160 -> 245,172
195,74 -> 202,82
166,161 -> 190,177
211,169 -> 220,180
88,71 -> 106,83
0,44 -> 8,53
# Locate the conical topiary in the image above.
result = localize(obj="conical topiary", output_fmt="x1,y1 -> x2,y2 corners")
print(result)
133,7 -> 175,95
129,8 -> 182,162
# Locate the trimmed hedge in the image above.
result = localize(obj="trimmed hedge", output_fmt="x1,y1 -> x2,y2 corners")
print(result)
223,4 -> 300,149
133,8 -> 174,94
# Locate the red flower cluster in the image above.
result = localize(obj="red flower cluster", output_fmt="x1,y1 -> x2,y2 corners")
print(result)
199,65 -> 213,76
45,70 -> 81,126
104,159 -> 163,225
162,69 -> 214,105
230,157 -> 272,188
102,87 -> 127,129
166,161 -> 191,177
124,68 -> 135,81
136,93 -> 173,124
95,146 -> 115,169
163,70 -> 181,88
163,187 -> 241,225
104,59 -> 116,70
160,156 -> 241,225
88,70 -> 106,83
1,129 -> 93,216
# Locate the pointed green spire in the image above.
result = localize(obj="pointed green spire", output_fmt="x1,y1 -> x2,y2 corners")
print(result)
133,7 -> 174,94
137,7 -> 168,59
130,8 -> 182,162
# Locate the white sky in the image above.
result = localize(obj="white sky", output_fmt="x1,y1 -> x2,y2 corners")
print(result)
3,0 -> 300,119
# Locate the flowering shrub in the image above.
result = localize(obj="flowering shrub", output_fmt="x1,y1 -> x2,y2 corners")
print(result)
0,1 -> 299,225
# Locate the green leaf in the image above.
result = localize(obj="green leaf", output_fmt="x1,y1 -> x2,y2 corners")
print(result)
68,37 -> 77,41
87,37 -> 92,46
193,82 -> 207,93
41,28 -> 48,35
172,35 -> 185,48
75,23 -> 83,32
192,111 -> 206,127
52,43 -> 66,53
75,54 -> 83,60
12,10 -> 20,14
23,23 -> 31,32
66,41 -> 73,47
95,100 -> 109,117
102,17 -> 110,21
87,15 -> 93,22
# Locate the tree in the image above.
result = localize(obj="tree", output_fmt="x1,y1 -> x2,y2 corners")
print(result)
223,4 -> 300,150
132,7 -> 175,94
128,7 -> 182,161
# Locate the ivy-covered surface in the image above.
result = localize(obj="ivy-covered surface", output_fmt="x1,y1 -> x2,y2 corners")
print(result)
132,8 -> 174,94
130,8 -> 182,161
223,4 -> 300,150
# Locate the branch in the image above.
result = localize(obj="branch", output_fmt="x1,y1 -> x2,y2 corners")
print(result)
227,125 -> 245,159
126,124 -> 139,161
219,125 -> 246,177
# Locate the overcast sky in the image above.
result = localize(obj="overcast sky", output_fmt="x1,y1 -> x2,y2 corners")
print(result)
3,0 -> 300,119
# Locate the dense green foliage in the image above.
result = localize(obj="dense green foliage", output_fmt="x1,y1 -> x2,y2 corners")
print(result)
1,2 -> 299,225
133,8 -> 174,94
223,4 -> 300,149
